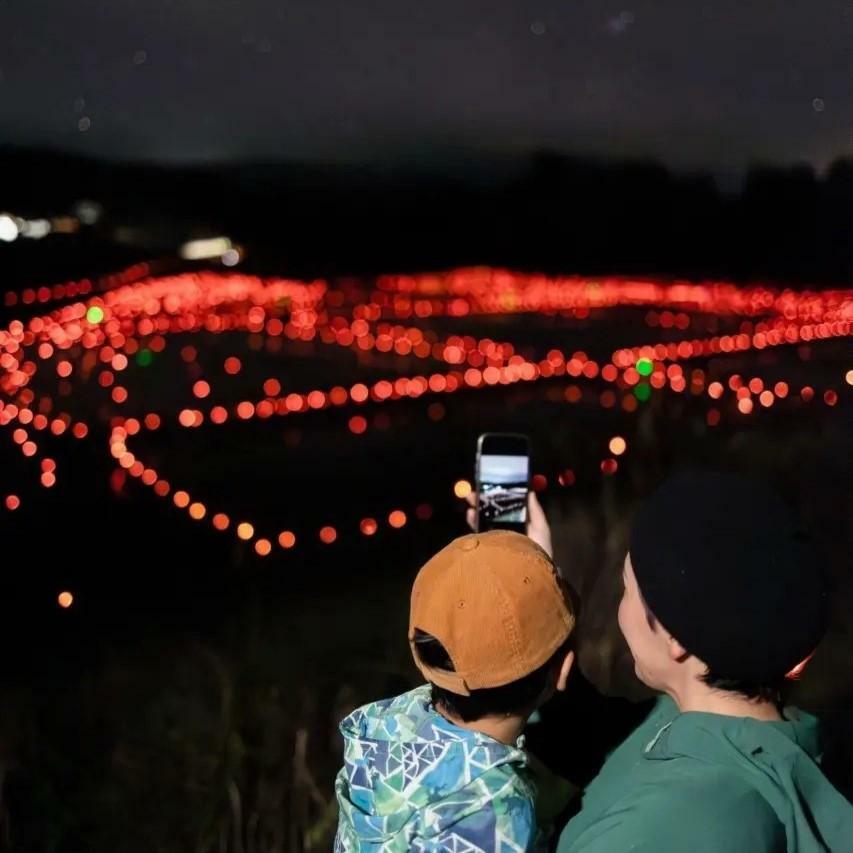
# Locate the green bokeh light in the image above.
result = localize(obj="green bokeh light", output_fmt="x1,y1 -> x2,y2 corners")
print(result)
86,305 -> 105,324
136,349 -> 153,367
634,382 -> 651,402
636,357 -> 653,376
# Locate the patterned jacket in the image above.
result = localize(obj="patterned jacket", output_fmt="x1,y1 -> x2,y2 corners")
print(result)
335,685 -> 537,851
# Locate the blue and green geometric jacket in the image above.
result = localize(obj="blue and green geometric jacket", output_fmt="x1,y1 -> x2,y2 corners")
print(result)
335,685 -> 537,851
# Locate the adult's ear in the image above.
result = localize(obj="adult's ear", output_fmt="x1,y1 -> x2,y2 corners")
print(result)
667,634 -> 689,662
556,650 -> 575,692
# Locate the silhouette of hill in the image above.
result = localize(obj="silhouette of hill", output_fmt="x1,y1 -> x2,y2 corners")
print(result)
1,145 -> 852,284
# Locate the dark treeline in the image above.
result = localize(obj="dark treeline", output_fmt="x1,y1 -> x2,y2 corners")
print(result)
2,146 -> 853,285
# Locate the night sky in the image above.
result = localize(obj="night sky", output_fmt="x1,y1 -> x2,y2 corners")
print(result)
1,2 -> 852,183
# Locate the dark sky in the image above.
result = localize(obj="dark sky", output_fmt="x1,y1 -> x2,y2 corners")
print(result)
1,1 -> 851,183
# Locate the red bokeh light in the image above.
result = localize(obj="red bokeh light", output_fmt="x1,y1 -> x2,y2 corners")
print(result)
348,415 -> 367,435
193,380 -> 211,399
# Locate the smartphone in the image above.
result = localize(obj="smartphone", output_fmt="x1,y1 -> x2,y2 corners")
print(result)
475,433 -> 530,534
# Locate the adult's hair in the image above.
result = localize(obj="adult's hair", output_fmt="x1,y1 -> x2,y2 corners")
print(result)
412,628 -> 573,722
699,670 -> 784,704
643,602 -> 785,704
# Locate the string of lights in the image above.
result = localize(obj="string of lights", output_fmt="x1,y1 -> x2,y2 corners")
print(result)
1,269 -> 850,609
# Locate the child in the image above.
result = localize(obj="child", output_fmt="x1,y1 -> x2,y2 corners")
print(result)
335,530 -> 576,851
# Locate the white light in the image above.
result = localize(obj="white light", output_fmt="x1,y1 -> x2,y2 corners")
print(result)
0,214 -> 19,242
221,248 -> 241,267
74,200 -> 102,225
21,219 -> 52,239
179,236 -> 232,260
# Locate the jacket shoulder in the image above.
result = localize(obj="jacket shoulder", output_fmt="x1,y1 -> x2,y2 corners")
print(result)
561,770 -> 785,852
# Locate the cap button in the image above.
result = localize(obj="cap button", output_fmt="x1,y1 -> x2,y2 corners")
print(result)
459,537 -> 480,552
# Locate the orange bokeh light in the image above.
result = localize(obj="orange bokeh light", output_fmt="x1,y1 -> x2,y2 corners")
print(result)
173,490 -> 191,508
255,538 -> 272,556
189,502 -> 206,520
453,479 -> 472,499
319,525 -> 337,543
237,522 -> 254,540
388,510 -> 407,529
58,591 -> 74,609
608,436 -> 627,456
212,513 -> 230,531
278,530 -> 296,548
360,518 -> 378,536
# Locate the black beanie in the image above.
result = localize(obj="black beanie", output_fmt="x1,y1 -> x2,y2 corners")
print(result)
629,470 -> 830,684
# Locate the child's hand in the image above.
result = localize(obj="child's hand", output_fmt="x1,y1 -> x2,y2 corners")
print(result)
465,492 -> 554,559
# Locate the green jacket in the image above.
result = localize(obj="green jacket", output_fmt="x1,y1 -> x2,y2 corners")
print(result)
558,696 -> 852,852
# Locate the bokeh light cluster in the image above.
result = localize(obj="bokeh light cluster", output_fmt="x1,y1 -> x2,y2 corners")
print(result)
1,267 -> 850,605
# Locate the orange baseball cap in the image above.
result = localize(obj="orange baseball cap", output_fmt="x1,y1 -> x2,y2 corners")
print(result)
409,530 -> 575,695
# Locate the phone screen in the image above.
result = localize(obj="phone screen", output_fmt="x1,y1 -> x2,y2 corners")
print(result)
476,435 -> 530,532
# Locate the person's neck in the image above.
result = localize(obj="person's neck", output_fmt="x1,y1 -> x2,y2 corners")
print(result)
434,703 -> 526,746
668,680 -> 782,721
